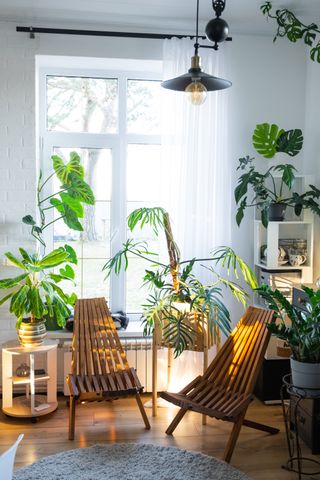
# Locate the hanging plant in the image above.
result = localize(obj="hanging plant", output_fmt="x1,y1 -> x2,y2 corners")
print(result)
261,2 -> 320,63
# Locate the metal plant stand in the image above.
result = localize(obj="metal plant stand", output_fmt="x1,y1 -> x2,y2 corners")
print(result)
281,374 -> 320,479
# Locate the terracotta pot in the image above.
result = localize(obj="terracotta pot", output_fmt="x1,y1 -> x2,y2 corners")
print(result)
18,319 -> 47,347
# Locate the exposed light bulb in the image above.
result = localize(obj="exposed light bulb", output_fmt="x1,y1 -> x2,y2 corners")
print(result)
185,80 -> 207,106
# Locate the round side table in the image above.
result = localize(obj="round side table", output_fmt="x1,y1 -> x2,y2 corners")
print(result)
2,340 -> 58,420
281,374 -> 320,479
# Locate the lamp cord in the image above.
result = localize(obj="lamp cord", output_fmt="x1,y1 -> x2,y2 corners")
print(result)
194,0 -> 200,55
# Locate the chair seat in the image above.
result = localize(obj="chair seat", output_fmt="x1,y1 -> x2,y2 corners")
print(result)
68,367 -> 143,400
161,385 -> 253,421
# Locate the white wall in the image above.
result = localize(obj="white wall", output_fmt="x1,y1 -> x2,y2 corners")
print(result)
0,20 -> 316,342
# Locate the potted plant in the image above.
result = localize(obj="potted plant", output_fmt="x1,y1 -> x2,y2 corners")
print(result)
0,246 -> 77,346
235,123 -> 320,227
0,152 -> 95,343
257,284 -> 320,393
104,207 -> 257,357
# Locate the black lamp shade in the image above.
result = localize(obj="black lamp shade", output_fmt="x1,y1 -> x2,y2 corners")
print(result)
161,69 -> 232,92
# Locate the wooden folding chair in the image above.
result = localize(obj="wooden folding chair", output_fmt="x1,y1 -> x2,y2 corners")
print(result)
161,306 -> 279,462
67,297 -> 150,440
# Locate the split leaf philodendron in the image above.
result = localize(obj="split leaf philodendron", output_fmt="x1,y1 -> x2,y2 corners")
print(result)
235,123 -> 320,228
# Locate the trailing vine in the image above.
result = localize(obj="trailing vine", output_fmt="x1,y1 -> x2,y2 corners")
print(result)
261,1 -> 320,63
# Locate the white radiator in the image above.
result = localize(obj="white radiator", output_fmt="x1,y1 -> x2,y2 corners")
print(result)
62,339 -> 168,395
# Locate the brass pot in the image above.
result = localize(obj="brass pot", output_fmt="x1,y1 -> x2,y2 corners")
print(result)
18,319 -> 47,347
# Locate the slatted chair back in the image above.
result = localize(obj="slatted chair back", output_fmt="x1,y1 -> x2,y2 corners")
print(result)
203,306 -> 274,395
161,306 -> 278,463
71,297 -> 130,377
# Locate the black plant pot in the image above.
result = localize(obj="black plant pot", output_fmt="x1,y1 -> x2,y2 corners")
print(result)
268,203 -> 286,222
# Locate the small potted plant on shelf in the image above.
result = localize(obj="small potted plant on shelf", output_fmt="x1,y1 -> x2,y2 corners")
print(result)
256,284 -> 320,393
104,207 -> 257,358
235,123 -> 320,227
0,152 -> 95,344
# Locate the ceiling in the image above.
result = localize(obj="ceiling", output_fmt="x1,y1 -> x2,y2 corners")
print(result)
0,0 -> 319,36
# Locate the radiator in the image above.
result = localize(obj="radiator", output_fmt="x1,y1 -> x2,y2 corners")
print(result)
62,339 -> 168,395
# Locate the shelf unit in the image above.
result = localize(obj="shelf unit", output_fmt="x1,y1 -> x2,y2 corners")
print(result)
254,218 -> 314,284
2,341 -> 57,418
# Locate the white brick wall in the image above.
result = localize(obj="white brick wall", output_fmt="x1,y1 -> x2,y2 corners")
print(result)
0,23 -> 37,342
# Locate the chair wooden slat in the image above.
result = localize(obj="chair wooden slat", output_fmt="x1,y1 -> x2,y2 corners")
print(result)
67,297 -> 150,439
161,306 -> 279,463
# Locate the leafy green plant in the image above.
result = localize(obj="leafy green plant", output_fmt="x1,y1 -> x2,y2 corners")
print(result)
23,151 -> 95,248
103,207 -> 257,358
235,123 -> 320,227
256,284 -> 320,363
261,2 -> 320,63
1,152 -> 95,330
0,246 -> 77,327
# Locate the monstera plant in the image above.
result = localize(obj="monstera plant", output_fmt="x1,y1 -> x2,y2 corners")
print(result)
235,123 -> 320,227
23,151 -> 95,249
104,207 -> 257,357
0,152 -> 95,344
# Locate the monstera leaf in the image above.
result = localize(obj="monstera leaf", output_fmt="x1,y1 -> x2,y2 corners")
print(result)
276,129 -> 303,157
52,151 -> 84,183
252,123 -> 285,158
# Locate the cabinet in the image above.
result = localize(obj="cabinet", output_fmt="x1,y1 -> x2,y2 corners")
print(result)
2,341 -> 57,418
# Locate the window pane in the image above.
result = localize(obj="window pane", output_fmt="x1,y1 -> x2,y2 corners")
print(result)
127,80 -> 161,134
126,144 -> 163,312
52,147 -> 111,301
127,144 -> 161,201
47,76 -> 118,133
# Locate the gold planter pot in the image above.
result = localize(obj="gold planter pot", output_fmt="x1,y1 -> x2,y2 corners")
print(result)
18,319 -> 47,347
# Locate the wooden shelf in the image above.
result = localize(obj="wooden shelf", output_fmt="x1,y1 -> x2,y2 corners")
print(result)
11,374 -> 50,385
2,395 -> 57,418
256,262 -> 305,271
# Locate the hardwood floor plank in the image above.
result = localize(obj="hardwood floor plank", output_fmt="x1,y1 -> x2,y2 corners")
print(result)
0,395 -> 318,480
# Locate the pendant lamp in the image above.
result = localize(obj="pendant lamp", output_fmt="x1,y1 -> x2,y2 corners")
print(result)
161,0 -> 232,105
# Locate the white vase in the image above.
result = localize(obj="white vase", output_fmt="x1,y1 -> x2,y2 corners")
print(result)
290,357 -> 320,394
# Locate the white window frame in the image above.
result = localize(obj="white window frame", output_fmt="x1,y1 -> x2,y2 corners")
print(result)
37,58 -> 162,313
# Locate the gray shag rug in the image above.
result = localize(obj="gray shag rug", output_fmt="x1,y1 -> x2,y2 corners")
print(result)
13,443 -> 250,480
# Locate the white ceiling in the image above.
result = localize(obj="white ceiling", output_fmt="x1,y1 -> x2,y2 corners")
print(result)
0,0 -> 319,36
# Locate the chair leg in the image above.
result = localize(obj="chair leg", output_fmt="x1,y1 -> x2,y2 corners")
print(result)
68,396 -> 76,440
242,419 -> 279,435
135,394 -> 151,430
166,408 -> 188,435
223,412 -> 245,463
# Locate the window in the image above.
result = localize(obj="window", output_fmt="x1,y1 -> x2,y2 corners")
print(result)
38,59 -> 163,314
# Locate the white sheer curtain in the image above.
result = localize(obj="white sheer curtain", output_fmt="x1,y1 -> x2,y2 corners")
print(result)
160,37 -> 231,272
159,37 -> 231,392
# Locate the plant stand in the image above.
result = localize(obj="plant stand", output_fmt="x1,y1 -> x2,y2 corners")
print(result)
2,341 -> 58,420
151,316 -> 220,419
281,374 -> 320,479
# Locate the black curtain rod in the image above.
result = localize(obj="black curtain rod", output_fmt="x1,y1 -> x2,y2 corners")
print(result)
16,26 -> 204,40
16,25 -> 232,41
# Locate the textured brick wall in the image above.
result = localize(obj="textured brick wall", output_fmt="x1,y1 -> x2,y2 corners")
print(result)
0,23 -> 37,342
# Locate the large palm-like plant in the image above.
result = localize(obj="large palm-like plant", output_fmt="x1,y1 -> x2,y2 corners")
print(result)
104,207 -> 257,357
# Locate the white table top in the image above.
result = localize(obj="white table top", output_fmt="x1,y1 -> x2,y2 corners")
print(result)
2,340 -> 57,354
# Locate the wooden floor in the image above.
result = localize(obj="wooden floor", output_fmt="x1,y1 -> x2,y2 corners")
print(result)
0,395 -> 319,479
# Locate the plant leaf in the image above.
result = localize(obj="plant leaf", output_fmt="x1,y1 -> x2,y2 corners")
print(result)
252,123 -> 285,158
0,273 -> 29,289
276,129 -> 303,157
